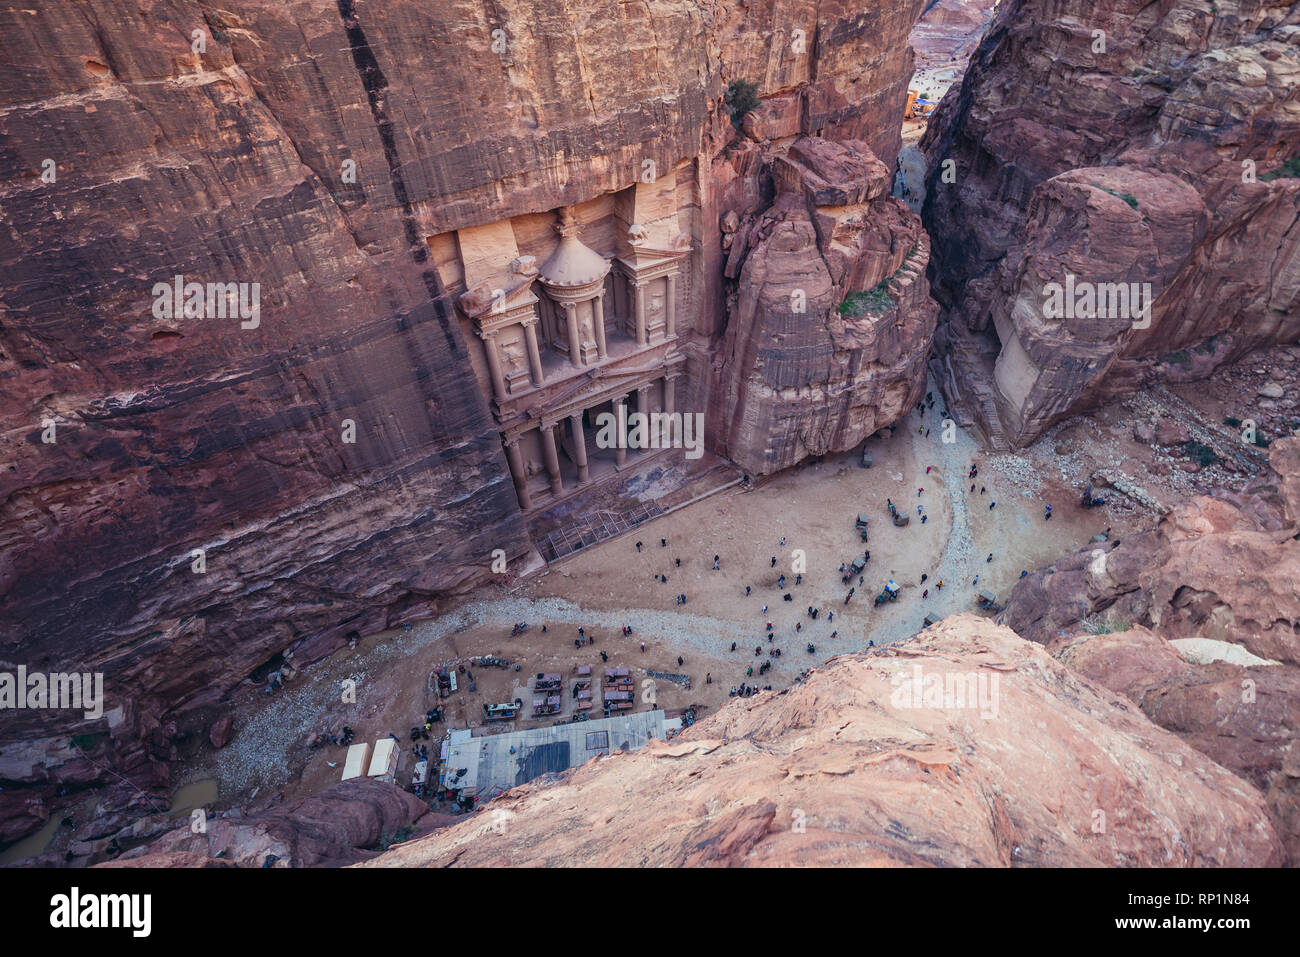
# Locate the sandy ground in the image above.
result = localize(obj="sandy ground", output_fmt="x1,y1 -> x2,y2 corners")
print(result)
178,327 -> 1300,820
177,378 -> 1149,815
168,332 -> 1300,828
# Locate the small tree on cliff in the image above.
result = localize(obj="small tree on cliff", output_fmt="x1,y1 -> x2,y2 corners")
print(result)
725,80 -> 761,130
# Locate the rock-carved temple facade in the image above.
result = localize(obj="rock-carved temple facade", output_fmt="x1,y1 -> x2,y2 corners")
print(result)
436,171 -> 697,513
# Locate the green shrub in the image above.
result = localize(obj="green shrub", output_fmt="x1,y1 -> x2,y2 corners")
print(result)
1082,613 -> 1131,635
378,824 -> 416,851
1260,157 -> 1300,181
1182,440 -> 1219,467
1102,187 -> 1140,209
837,284 -> 895,317
724,80 -> 761,130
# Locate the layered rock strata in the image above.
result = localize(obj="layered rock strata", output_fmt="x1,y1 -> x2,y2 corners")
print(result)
923,0 -> 1300,447
0,0 -> 932,845
359,617 -> 1284,867
1000,437 -> 1300,861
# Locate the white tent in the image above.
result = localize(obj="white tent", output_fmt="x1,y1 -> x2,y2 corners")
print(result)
342,742 -> 371,781
368,737 -> 399,782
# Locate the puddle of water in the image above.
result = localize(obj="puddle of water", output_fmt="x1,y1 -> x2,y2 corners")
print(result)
0,813 -> 60,866
167,778 -> 219,818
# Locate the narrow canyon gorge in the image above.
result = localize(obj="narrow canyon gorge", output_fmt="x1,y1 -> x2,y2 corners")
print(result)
1,0 -> 1297,872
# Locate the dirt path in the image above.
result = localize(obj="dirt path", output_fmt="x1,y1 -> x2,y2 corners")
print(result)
197,393 -> 1146,809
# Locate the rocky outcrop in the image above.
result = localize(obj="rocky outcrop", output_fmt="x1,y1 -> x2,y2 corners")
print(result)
713,138 -> 938,475
1000,439 -> 1300,667
923,0 -> 1300,446
0,0 -> 931,845
910,0 -> 998,75
97,778 -> 430,868
1000,437 -> 1300,861
358,617 -> 1283,867
1055,626 -> 1300,864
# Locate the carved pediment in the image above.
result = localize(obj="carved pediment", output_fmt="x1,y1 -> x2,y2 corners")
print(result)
459,277 -> 538,321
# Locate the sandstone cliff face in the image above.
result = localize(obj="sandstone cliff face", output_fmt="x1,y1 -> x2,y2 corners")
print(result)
358,617 -> 1283,867
1001,439 -> 1300,667
0,1 -> 931,844
911,0 -> 998,72
922,0 -> 1300,447
1000,438 -> 1300,861
712,138 -> 937,474
93,778 -> 430,868
1055,626 -> 1300,864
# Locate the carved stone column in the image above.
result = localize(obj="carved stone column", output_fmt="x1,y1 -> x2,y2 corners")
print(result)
479,329 -> 508,401
634,384 -> 651,451
664,372 -> 678,415
540,422 -> 564,494
570,412 -> 590,484
563,302 -> 583,368
634,282 -> 648,347
665,273 -> 678,339
592,295 -> 608,360
504,436 -> 532,511
521,318 -> 545,386
613,394 -> 628,469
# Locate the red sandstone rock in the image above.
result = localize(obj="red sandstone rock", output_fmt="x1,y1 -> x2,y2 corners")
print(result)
0,0 -> 929,841
1002,440 -> 1300,668
97,851 -> 237,869
1001,438 -> 1300,859
924,0 -> 1300,446
714,138 -> 938,475
208,716 -> 234,750
118,778 -> 429,868
1056,626 -> 1300,864
359,617 -> 1283,867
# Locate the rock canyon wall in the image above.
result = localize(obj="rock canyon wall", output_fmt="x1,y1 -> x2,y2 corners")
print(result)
923,0 -> 1300,447
999,437 -> 1300,861
0,1 -> 933,842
